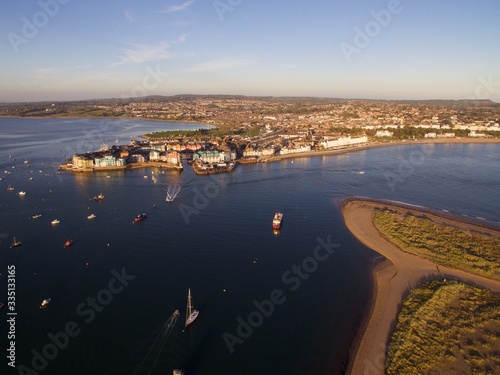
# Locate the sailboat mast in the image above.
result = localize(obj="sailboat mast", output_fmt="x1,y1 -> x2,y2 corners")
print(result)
186,288 -> 192,324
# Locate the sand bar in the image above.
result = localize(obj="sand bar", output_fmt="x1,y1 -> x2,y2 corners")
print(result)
342,198 -> 500,375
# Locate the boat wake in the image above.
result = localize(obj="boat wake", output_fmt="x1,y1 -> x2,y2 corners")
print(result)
165,186 -> 181,202
134,310 -> 180,375
164,178 -> 189,203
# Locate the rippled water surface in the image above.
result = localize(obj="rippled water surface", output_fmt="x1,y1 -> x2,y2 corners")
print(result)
1,118 -> 498,374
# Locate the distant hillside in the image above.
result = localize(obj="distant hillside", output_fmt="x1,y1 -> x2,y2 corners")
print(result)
0,95 -> 498,107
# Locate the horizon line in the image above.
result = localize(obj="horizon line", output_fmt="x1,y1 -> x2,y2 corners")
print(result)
0,94 -> 499,105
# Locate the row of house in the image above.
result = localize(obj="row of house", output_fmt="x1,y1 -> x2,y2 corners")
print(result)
193,150 -> 237,164
319,136 -> 368,149
242,135 -> 368,158
70,148 -> 182,170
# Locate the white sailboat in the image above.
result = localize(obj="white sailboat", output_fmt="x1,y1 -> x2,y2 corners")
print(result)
185,288 -> 199,328
10,237 -> 22,248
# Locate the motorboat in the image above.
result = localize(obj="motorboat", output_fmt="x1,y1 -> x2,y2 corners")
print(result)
134,213 -> 147,223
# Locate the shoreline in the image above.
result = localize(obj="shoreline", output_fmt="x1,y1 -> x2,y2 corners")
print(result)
59,161 -> 183,173
0,114 -> 212,126
341,198 -> 500,375
261,137 -> 500,164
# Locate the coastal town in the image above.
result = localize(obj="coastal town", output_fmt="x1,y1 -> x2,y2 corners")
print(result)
6,95 -> 495,174
2,96 -> 499,138
59,129 -> 369,174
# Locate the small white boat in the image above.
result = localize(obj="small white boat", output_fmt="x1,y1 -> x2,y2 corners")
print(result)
32,214 -> 42,219
173,370 -> 185,375
51,219 -> 60,225
18,191 -> 26,196
91,193 -> 104,201
87,213 -> 96,220
7,185 -> 14,191
40,298 -> 51,308
10,237 -> 22,248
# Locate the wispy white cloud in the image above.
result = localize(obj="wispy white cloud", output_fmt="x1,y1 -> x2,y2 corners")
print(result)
185,58 -> 256,73
112,36 -> 187,67
125,10 -> 136,23
162,0 -> 195,13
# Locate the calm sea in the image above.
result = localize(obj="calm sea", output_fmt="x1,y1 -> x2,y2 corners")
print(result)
1,118 -> 499,375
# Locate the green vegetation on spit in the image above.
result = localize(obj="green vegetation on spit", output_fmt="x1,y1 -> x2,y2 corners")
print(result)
143,127 -> 260,139
373,209 -> 500,281
386,280 -> 500,374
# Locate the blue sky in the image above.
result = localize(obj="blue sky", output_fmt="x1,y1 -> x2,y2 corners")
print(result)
1,0 -> 499,102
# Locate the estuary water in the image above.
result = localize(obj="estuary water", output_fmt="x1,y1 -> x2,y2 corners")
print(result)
1,117 -> 499,375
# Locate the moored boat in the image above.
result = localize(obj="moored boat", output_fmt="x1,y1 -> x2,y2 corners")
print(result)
18,191 -> 26,196
40,298 -> 51,308
134,213 -> 147,223
173,370 -> 185,375
185,288 -> 199,328
32,214 -> 42,219
87,213 -> 96,220
92,193 -> 105,201
64,240 -> 74,248
51,219 -> 60,225
10,237 -> 22,248
7,185 -> 14,191
272,212 -> 283,230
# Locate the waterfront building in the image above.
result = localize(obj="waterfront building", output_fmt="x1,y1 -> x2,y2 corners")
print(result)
279,145 -> 311,155
320,136 -> 368,149
129,154 -> 146,163
94,155 -> 126,167
72,155 -> 94,169
149,149 -> 161,161
166,151 -> 180,165
193,150 -> 224,163
243,146 -> 276,158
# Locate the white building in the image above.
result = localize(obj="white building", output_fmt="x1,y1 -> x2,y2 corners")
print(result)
279,145 -> 311,155
320,136 -> 368,149
375,130 -> 394,137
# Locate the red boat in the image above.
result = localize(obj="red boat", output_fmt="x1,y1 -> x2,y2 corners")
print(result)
134,213 -> 147,223
64,240 -> 74,248
272,212 -> 283,230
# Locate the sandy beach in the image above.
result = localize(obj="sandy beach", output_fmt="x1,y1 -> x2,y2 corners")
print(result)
342,198 -> 500,375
